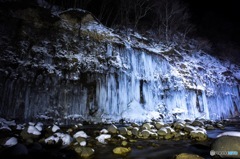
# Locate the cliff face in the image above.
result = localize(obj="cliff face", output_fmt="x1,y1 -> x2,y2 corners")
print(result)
0,6 -> 239,123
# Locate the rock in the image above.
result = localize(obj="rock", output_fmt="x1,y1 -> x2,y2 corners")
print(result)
184,125 -> 196,133
100,129 -> 108,134
174,131 -> 186,140
141,130 -> 151,139
108,124 -> 118,134
190,130 -> 207,141
113,147 -> 131,155
79,140 -> 87,146
216,123 -> 224,129
142,123 -> 153,130
192,120 -> 204,127
157,127 -> 168,136
20,126 -> 41,140
127,130 -> 132,136
211,134 -> 240,158
67,128 -> 73,133
121,141 -> 128,146
81,147 -> 95,158
45,133 -> 73,146
75,146 -> 95,158
129,139 -> 137,143
174,121 -> 185,130
131,123 -> 139,127
52,125 -> 60,133
3,137 -> 18,147
205,124 -> 215,130
35,122 -> 43,132
131,127 -> 139,136
118,127 -> 128,135
151,132 -> 158,138
73,131 -> 88,138
155,122 -> 165,129
157,127 -> 175,139
166,126 -> 175,134
96,134 -> 111,144
3,143 -> 28,156
28,142 -> 43,153
164,133 -> 174,139
75,137 -> 86,145
175,153 -> 204,159
118,134 -> 126,140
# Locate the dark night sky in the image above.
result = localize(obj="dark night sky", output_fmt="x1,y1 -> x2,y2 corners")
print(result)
185,0 -> 240,45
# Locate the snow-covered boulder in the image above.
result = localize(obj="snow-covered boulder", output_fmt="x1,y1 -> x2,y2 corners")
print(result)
20,125 -> 41,140
211,131 -> 240,158
95,134 -> 111,144
190,130 -> 207,141
45,133 -> 73,147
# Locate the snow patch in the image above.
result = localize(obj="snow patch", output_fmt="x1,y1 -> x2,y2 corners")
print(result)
27,126 -> 41,135
217,131 -> 240,138
73,131 -> 88,138
96,134 -> 111,144
4,137 -> 18,147
52,125 -> 60,132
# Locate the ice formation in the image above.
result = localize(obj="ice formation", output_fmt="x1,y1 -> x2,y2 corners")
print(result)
0,9 -> 239,123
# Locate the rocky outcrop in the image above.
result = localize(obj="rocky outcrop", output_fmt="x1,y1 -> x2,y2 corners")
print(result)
0,4 -> 239,123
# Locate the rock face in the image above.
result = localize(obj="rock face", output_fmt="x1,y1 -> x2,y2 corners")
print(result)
0,4 -> 240,123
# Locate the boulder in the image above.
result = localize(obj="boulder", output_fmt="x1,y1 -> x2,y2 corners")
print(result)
113,147 -> 131,155
205,124 -> 215,130
157,127 -> 168,136
108,124 -> 118,134
174,122 -> 185,130
155,122 -> 165,129
118,127 -> 128,135
141,130 -> 151,139
2,137 -> 18,147
216,123 -> 225,129
132,127 -> 139,136
142,123 -> 153,130
190,130 -> 207,141
184,125 -> 196,133
211,132 -> 240,158
192,120 -> 204,127
96,134 -> 111,144
75,146 -> 95,158
175,153 -> 204,159
20,126 -> 41,140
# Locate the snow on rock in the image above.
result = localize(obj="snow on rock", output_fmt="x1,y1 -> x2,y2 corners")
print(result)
73,131 -> 88,139
52,125 -> 60,133
45,133 -> 72,146
100,129 -> 108,134
35,122 -> 43,132
27,126 -> 41,136
0,124 -> 11,131
4,137 -> 18,147
0,118 -> 16,126
80,141 -> 87,146
217,131 -> 240,138
16,124 -> 25,130
96,134 -> 111,144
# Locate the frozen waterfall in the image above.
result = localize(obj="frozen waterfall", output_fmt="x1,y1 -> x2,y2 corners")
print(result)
0,45 -> 239,123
